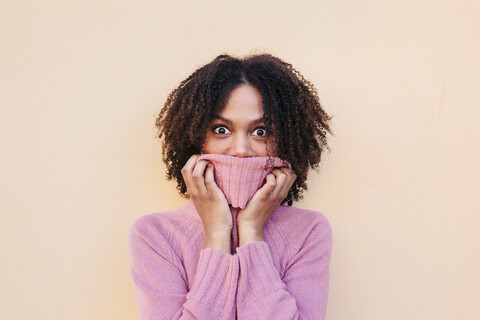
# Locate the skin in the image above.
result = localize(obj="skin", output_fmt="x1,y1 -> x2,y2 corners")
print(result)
181,84 -> 297,254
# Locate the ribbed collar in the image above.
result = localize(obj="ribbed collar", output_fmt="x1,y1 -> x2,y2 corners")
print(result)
196,154 -> 291,209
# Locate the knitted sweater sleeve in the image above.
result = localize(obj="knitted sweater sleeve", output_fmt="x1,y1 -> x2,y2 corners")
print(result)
128,215 -> 239,320
235,214 -> 332,320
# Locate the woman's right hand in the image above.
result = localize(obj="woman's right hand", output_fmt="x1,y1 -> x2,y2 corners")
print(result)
181,154 -> 232,254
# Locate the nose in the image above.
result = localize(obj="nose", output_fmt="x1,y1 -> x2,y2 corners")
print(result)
229,134 -> 253,158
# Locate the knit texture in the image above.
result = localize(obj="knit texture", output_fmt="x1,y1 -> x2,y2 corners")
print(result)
128,156 -> 332,319
196,154 -> 291,209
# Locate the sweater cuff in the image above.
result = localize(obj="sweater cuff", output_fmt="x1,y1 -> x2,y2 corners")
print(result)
236,241 -> 285,302
186,248 -> 239,311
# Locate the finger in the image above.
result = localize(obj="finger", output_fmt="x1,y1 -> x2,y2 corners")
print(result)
190,160 -> 209,194
272,167 -> 294,198
279,167 -> 297,184
271,168 -> 288,187
282,167 -> 297,191
181,155 -> 201,192
272,167 -> 288,179
181,154 -> 200,177
204,163 -> 218,191
260,173 -> 277,196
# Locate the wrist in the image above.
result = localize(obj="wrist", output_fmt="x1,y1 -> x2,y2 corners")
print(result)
237,223 -> 265,247
204,229 -> 231,254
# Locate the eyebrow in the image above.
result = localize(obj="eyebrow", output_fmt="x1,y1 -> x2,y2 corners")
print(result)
212,115 -> 264,125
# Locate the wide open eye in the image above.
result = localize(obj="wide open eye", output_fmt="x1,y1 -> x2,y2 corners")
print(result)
213,125 -> 231,135
252,127 -> 267,137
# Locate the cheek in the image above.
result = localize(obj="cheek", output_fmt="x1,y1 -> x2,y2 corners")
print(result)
266,140 -> 278,157
201,133 -> 213,153
202,141 -> 214,153
202,136 -> 227,154
254,140 -> 277,157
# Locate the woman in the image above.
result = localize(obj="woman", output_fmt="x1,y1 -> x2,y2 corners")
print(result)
128,53 -> 333,319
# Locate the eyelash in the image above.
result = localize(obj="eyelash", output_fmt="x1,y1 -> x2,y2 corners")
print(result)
252,127 -> 267,137
212,125 -> 230,134
211,125 -> 267,137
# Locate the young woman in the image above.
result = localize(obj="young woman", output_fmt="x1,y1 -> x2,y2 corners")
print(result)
128,53 -> 333,319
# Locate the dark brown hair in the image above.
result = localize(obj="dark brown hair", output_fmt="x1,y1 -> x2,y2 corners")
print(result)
155,53 -> 333,205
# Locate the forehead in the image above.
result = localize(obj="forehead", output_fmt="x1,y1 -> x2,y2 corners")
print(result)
217,84 -> 264,120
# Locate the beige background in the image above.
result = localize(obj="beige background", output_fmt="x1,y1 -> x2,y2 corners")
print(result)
1,0 -> 479,319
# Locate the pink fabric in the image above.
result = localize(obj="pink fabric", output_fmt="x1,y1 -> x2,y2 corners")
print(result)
196,154 -> 291,209
128,156 -> 332,319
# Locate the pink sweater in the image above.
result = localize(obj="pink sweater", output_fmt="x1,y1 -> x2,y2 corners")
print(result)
128,155 -> 333,319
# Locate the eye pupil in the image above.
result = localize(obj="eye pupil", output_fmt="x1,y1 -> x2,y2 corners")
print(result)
257,129 -> 265,136
218,127 -> 226,134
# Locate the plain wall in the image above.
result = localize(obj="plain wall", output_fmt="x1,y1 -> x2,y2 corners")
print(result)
1,0 -> 479,319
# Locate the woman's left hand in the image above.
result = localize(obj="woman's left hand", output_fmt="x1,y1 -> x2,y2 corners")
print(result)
237,167 -> 297,246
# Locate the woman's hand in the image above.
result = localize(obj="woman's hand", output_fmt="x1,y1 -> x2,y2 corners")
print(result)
237,167 -> 297,246
181,155 -> 232,254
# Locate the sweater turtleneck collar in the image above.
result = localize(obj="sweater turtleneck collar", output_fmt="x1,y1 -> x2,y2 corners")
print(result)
196,154 -> 292,209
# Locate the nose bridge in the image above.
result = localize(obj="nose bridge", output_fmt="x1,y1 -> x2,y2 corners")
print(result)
230,131 -> 251,157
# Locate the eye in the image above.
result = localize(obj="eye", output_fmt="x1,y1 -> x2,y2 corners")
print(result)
213,125 -> 231,135
252,127 -> 267,137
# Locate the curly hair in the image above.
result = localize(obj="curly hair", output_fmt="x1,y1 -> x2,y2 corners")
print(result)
155,53 -> 333,205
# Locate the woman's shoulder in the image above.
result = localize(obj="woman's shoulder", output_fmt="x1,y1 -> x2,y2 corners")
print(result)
128,202 -> 199,241
269,205 -> 332,243
274,205 -> 331,228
